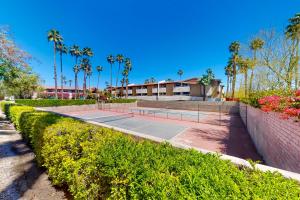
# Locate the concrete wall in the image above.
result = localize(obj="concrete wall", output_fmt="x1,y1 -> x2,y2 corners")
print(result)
239,103 -> 300,173
138,100 -> 240,114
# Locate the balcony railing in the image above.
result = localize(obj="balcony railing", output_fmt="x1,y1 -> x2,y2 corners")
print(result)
173,86 -> 190,93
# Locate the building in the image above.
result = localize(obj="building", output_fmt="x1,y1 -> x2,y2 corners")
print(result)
36,86 -> 85,99
112,78 -> 223,101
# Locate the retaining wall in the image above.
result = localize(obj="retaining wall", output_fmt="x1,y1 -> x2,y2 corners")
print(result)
137,100 -> 240,114
240,103 -> 300,173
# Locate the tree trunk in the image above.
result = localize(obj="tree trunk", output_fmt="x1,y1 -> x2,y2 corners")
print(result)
75,73 -> 77,100
60,52 -> 63,100
110,64 -> 113,94
126,82 -> 128,98
97,73 -> 100,92
249,69 -> 254,93
295,39 -> 299,89
231,63 -> 236,98
53,43 -> 58,99
83,71 -> 86,98
226,75 -> 229,97
244,71 -> 248,98
116,63 -> 120,88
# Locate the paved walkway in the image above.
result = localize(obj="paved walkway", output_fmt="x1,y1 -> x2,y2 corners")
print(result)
0,113 -> 67,200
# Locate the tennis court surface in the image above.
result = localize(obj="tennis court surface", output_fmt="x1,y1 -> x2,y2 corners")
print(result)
58,107 -> 262,161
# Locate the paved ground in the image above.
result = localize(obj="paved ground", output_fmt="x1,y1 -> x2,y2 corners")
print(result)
0,113 -> 67,200
62,108 -> 262,161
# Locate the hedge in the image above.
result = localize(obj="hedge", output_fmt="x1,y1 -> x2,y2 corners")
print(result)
15,99 -> 96,107
3,104 -> 300,199
106,98 -> 137,103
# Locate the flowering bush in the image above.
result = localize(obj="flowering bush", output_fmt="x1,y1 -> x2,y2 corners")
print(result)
258,90 -> 300,120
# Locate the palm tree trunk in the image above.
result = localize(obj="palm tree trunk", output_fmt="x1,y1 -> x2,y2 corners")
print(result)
74,73 -> 77,100
110,64 -> 113,94
116,63 -> 120,88
126,81 -> 128,98
226,75 -> 229,97
295,39 -> 299,89
89,76 -> 91,90
83,71 -> 87,98
97,72 -> 100,92
244,71 -> 248,98
53,43 -> 58,99
60,52 -> 64,100
231,63 -> 236,98
249,69 -> 254,93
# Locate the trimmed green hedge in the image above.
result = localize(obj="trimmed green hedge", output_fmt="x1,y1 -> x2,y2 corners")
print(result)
106,98 -> 137,103
5,105 -> 300,199
15,99 -> 96,107
0,101 -> 15,118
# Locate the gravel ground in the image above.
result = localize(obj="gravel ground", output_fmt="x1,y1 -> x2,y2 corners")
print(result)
0,113 -> 67,200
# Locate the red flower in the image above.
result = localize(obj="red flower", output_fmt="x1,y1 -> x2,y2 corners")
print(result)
296,89 -> 300,97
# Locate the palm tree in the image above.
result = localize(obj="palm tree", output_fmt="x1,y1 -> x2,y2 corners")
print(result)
62,76 -> 67,86
73,65 -> 80,99
107,54 -> 115,94
123,58 -> 132,98
96,66 -> 103,92
249,38 -> 264,92
166,78 -> 173,82
229,41 -> 240,98
199,68 -> 215,101
56,42 -> 68,99
47,29 -> 63,99
149,77 -> 156,83
115,54 -> 124,89
69,45 -> 82,99
82,47 -> 93,97
237,57 -> 252,97
177,69 -> 183,86
224,64 -> 233,97
87,68 -> 92,90
80,58 -> 91,98
285,13 -> 300,89
144,79 -> 150,84
69,80 -> 72,87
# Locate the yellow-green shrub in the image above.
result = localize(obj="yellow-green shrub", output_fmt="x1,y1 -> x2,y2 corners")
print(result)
6,105 -> 300,199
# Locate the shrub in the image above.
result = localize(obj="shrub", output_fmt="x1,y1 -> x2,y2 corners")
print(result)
7,105 -> 300,199
0,101 -> 15,118
15,99 -> 96,107
106,98 -> 137,103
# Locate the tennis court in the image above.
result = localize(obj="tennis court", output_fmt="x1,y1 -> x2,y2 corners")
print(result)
57,106 -> 262,161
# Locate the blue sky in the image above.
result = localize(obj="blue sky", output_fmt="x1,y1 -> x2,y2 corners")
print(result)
1,0 -> 299,89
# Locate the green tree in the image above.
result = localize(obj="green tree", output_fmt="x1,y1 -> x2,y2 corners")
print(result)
116,54 -> 124,89
56,42 -> 68,99
177,69 -> 183,86
237,57 -> 254,97
149,77 -> 156,83
224,64 -> 233,97
87,68 -> 92,90
73,65 -> 80,99
285,13 -> 300,89
69,45 -> 82,99
144,79 -> 150,84
249,38 -> 264,92
80,58 -> 91,98
166,78 -> 173,82
123,58 -> 132,98
47,29 -> 62,99
107,54 -> 115,94
96,66 -> 103,92
198,68 -> 215,101
82,47 -> 93,97
229,41 -> 240,98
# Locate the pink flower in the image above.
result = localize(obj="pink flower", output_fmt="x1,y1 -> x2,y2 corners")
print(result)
295,89 -> 300,97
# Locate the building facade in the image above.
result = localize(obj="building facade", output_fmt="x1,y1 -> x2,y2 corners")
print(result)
112,78 -> 223,101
